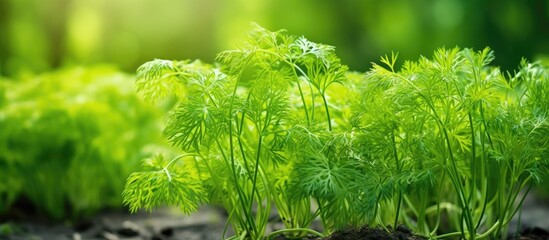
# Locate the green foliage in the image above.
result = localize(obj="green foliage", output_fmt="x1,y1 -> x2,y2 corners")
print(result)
355,48 -> 549,239
124,25 -> 549,240
125,24 -> 351,239
0,66 -> 166,219
122,154 -> 208,214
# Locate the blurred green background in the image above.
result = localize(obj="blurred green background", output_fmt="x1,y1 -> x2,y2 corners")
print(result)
1,0 -> 549,222
1,0 -> 548,77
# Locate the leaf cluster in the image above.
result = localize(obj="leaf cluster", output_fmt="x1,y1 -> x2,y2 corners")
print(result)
123,25 -> 549,240
354,48 -> 549,238
0,66 -> 167,219
122,154 -> 208,214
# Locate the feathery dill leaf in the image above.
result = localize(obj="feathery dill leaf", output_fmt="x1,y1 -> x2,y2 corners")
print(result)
136,59 -> 182,102
136,59 -> 222,103
122,154 -> 208,214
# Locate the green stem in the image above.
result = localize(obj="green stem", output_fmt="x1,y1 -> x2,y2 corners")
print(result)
495,166 -> 511,237
371,191 -> 383,225
249,134 -> 263,215
164,153 -> 196,169
419,191 -> 429,234
237,136 -> 252,175
309,82 -> 316,123
390,131 -> 402,230
316,199 -> 330,234
297,82 -> 310,123
428,99 -> 475,238
434,231 -> 466,239
434,220 -> 501,240
394,191 -> 403,230
476,220 -> 501,239
266,228 -> 325,239
467,112 -> 476,204
475,124 -> 489,230
475,178 -> 489,230
162,154 -> 198,181
256,50 -> 312,124
226,53 -> 260,236
429,169 -> 448,236
215,139 -> 252,233
320,93 -> 332,131
289,60 -> 313,124
506,182 -> 532,225
496,178 -> 532,237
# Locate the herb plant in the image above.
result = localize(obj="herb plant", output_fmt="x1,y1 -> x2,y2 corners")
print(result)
353,49 -> 549,239
123,24 -> 351,239
123,25 -> 549,239
0,66 -> 166,219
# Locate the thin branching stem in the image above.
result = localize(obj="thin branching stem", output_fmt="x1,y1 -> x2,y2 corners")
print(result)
320,93 -> 332,131
266,228 -> 325,239
226,51 -> 263,236
390,131 -> 402,230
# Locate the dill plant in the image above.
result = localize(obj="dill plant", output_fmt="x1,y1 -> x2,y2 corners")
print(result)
123,24 -> 549,240
354,48 -> 549,239
123,24 -> 354,239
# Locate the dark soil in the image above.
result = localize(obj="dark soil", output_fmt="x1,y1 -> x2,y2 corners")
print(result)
321,225 -> 426,240
508,227 -> 549,240
0,207 -> 229,240
269,225 -> 425,240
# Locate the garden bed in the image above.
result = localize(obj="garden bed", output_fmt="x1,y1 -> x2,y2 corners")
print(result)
2,192 -> 549,240
2,25 -> 548,240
